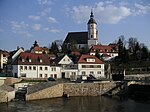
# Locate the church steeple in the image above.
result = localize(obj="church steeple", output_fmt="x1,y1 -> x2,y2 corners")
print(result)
87,10 -> 98,48
88,10 -> 97,24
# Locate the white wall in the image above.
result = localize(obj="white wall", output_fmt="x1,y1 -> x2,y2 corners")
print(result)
58,55 -> 73,65
78,64 -> 105,78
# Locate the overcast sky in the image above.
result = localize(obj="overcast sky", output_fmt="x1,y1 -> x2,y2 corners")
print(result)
0,0 -> 150,51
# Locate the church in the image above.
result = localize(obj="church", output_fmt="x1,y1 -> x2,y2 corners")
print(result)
64,11 -> 118,61
64,11 -> 98,49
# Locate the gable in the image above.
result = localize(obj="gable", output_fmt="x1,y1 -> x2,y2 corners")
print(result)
58,55 -> 73,65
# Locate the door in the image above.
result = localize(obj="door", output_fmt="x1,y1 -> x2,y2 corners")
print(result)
62,72 -> 65,79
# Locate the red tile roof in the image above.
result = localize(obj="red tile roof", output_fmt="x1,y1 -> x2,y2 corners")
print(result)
33,46 -> 42,51
90,45 -> 117,53
78,54 -> 104,64
12,52 -> 50,65
71,51 -> 81,56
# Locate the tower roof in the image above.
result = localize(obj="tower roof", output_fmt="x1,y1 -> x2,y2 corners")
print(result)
88,11 -> 97,24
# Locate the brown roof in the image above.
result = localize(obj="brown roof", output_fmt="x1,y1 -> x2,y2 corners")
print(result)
32,46 -> 43,51
71,51 -> 81,56
12,52 -> 50,65
78,54 -> 104,64
90,45 -> 117,53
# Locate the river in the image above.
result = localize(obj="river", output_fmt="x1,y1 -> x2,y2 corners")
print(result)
0,96 -> 150,112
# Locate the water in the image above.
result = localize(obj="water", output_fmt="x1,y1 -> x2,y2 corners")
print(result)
0,96 -> 150,112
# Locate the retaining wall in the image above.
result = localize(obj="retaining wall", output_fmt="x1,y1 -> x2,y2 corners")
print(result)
26,82 -> 117,101
26,84 -> 63,100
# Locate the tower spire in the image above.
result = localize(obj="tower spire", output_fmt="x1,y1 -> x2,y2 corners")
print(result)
90,9 -> 94,18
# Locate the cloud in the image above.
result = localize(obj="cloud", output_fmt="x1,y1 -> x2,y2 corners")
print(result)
47,17 -> 57,23
69,2 -> 132,24
10,21 -> 32,37
41,8 -> 51,16
37,0 -> 52,6
32,24 -> 41,30
10,21 -> 28,30
134,3 -> 150,15
28,15 -> 40,20
43,27 -> 60,33
37,0 -> 52,16
50,29 -> 60,33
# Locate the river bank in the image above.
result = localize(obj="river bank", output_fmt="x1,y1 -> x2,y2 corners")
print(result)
0,96 -> 150,112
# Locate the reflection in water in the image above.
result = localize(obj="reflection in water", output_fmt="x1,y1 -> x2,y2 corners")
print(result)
0,96 -> 150,112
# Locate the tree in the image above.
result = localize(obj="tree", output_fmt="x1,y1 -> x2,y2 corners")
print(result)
140,44 -> 149,60
50,42 -> 59,56
117,36 -> 124,58
128,37 -> 137,53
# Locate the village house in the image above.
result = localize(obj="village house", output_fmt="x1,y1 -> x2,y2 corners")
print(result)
90,45 -> 118,61
11,52 -> 61,78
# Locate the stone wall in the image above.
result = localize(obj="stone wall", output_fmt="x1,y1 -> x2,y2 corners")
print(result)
26,82 -> 117,101
63,82 -> 116,96
0,90 -> 15,103
26,84 -> 63,101
4,77 -> 22,85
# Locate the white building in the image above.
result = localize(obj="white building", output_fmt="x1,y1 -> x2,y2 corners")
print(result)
78,54 -> 105,78
90,45 -> 118,61
12,53 -> 105,80
12,52 -> 61,78
52,54 -> 78,79
0,50 -> 9,69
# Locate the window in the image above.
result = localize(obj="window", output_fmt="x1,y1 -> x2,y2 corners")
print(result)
72,72 -> 76,75
29,66 -> 32,70
22,59 -> 25,62
82,71 -> 86,75
40,67 -> 42,70
63,59 -> 65,61
97,71 -> 101,74
97,65 -> 101,68
68,59 -> 70,61
51,74 -> 53,78
45,74 -> 47,78
54,74 -> 57,79
20,66 -> 23,70
20,73 -> 26,77
91,35 -> 93,38
90,71 -> 94,74
33,66 -> 36,70
45,67 -> 48,70
29,59 -> 32,62
90,65 -> 94,68
82,65 -> 86,68
24,66 -> 27,70
51,67 -> 56,71
39,74 -> 42,78
40,59 -> 42,63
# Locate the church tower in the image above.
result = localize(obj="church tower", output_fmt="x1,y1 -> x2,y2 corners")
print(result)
87,11 -> 98,48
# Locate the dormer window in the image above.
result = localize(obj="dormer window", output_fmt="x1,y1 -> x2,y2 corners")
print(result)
87,58 -> 95,62
20,57 -> 24,62
22,58 -> 24,62
29,59 -> 32,62
40,59 -> 42,63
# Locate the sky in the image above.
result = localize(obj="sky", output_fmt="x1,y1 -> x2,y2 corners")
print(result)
0,0 -> 150,51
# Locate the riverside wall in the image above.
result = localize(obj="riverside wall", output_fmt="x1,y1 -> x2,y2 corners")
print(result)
26,82 -> 117,101
26,84 -> 63,101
